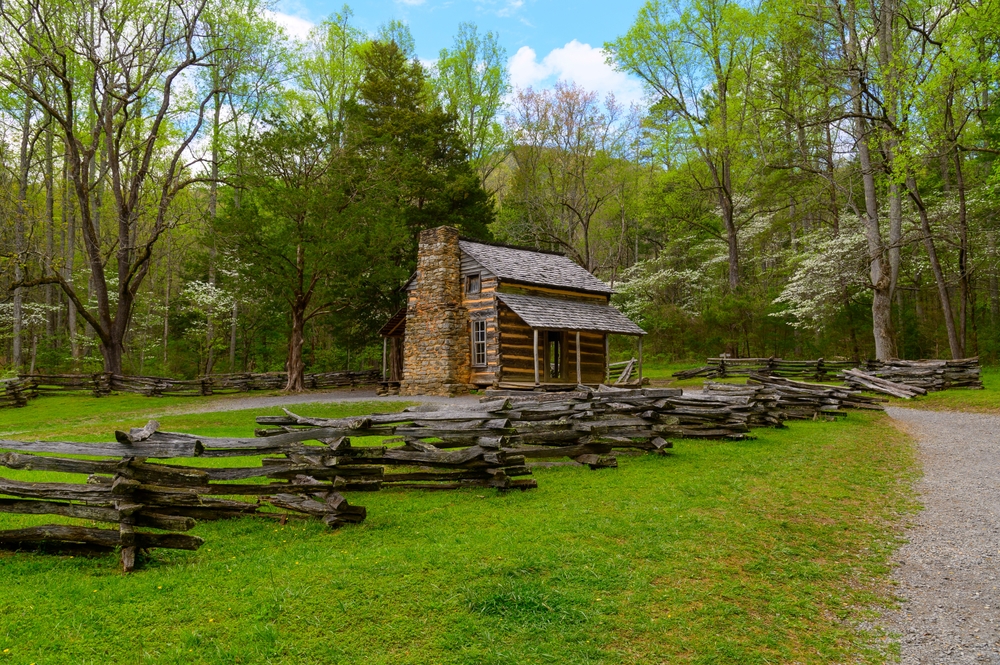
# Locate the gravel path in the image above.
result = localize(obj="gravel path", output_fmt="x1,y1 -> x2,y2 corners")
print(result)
158,389 -> 478,416
884,407 -> 1000,664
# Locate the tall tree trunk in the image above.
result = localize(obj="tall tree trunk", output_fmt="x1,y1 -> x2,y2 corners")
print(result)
955,153 -> 969,357
163,233 -> 171,368
722,194 -> 738,291
205,90 -> 221,375
63,143 -> 78,361
285,302 -> 306,392
14,90 -> 33,372
285,244 -> 310,392
887,183 -> 902,297
824,119 -> 840,233
845,0 -> 894,360
906,175 -> 962,359
85,150 -> 106,350
989,231 -> 999,341
229,302 -> 238,372
44,121 -> 55,343
947,93 -> 969,358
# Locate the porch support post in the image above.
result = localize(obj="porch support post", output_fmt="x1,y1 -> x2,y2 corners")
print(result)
382,337 -> 387,381
533,329 -> 540,385
638,336 -> 643,385
576,331 -> 582,385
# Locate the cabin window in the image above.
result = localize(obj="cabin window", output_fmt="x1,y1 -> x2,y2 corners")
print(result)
466,274 -> 481,295
472,320 -> 487,366
546,331 -> 563,379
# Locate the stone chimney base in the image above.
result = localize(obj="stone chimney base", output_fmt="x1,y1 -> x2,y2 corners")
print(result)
399,226 -> 471,397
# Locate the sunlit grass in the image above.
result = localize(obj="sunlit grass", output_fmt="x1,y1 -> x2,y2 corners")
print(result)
0,394 -> 406,442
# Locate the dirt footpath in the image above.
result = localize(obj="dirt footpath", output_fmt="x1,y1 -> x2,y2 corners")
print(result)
884,407 -> 1000,664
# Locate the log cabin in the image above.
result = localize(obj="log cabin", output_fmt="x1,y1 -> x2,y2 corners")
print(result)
379,225 -> 645,396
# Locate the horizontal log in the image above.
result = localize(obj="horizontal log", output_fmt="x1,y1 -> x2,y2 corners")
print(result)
503,443 -> 612,458
0,477 -> 113,502
0,438 -> 203,458
0,525 -> 204,550
0,498 -> 195,531
0,453 -> 210,486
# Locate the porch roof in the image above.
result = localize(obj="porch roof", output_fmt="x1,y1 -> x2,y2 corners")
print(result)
496,292 -> 645,336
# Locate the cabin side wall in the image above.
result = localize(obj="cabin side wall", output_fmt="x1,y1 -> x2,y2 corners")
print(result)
460,255 -> 500,387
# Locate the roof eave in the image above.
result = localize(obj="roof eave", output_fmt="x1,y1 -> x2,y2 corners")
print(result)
498,277 -> 613,297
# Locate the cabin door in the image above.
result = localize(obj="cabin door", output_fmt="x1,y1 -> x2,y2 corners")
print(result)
543,331 -> 565,382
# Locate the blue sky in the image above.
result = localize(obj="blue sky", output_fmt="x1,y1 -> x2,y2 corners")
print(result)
268,0 -> 650,105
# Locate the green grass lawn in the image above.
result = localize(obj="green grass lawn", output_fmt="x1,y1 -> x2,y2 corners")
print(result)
0,393 -> 918,664
640,361 -> 784,390
0,393 -> 406,442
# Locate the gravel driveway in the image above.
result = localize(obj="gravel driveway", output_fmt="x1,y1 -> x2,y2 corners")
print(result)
884,407 -> 1000,664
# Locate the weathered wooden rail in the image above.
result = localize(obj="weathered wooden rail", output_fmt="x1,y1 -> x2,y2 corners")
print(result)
674,357 -> 861,381
262,386 -> 754,469
702,374 -> 886,423
0,370 -> 380,407
675,356 -> 983,390
0,421 -> 379,570
862,358 -> 983,391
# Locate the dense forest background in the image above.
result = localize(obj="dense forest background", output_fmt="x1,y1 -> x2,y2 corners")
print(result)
0,0 -> 998,385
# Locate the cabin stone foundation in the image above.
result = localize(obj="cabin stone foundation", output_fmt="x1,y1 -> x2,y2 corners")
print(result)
400,226 -> 472,396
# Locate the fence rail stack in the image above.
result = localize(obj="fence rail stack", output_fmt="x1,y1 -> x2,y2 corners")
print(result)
865,358 -> 983,390
0,370 -> 381,409
0,378 -> 35,407
675,356 -> 983,390
701,376 -> 886,422
0,422 -> 378,570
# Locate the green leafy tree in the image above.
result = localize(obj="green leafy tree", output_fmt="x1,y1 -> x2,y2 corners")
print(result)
434,23 -> 510,189
218,116 -> 408,391
298,7 -> 366,132
0,0 -> 265,375
609,0 -> 764,292
347,39 -> 494,241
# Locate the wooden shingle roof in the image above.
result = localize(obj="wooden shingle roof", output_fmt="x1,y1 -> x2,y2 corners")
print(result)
496,292 -> 645,335
459,240 -> 612,294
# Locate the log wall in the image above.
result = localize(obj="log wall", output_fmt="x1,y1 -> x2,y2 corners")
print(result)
462,266 -> 500,386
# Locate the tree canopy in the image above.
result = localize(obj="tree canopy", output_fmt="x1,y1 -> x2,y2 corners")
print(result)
0,0 -> 998,384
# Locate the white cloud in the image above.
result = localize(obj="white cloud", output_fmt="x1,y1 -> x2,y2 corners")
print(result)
263,9 -> 314,41
508,40 -> 645,107
397,0 -> 427,5
496,0 -> 524,17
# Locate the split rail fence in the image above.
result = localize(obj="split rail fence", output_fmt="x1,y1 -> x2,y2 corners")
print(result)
0,370 -> 380,409
0,364 -> 979,570
674,356 -> 983,390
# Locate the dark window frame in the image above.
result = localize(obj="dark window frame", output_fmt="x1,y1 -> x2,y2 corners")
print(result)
471,319 -> 487,367
466,273 -> 481,295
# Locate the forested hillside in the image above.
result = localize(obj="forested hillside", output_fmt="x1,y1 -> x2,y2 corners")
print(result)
0,0 -> 997,386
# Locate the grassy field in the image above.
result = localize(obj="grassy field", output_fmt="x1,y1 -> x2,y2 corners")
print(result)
0,392 -> 918,664
0,392 -> 408,442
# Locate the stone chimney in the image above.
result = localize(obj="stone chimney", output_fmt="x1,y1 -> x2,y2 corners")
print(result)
399,226 -> 471,396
